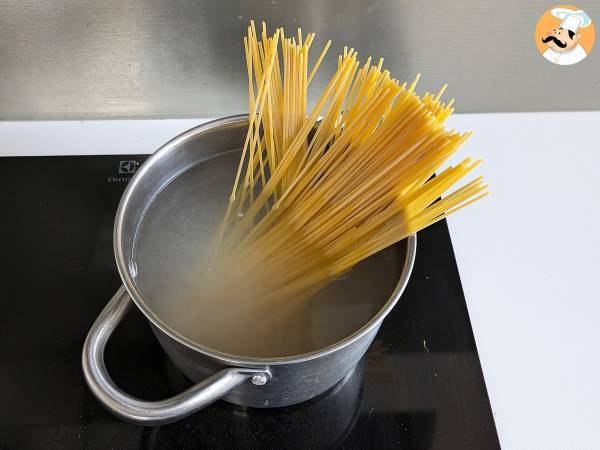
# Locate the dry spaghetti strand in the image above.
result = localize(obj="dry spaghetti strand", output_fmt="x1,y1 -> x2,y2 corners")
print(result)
209,23 -> 488,304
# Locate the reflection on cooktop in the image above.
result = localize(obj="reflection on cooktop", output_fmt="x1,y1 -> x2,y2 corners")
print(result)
0,155 -> 499,449
142,358 -> 365,448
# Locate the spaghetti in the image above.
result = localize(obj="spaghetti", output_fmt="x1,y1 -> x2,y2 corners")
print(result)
210,22 -> 488,304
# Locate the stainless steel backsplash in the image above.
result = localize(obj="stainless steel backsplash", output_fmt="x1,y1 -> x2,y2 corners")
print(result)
1,0 -> 598,119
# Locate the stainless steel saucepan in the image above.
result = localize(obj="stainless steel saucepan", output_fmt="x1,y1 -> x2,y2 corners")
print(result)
82,115 -> 416,425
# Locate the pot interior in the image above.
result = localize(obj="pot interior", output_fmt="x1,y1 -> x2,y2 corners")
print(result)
122,119 -> 408,359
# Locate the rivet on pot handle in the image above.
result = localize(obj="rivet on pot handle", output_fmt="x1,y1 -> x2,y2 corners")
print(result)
82,286 -> 270,426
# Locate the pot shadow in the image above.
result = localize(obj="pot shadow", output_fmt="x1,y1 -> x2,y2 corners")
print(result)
140,356 -> 365,449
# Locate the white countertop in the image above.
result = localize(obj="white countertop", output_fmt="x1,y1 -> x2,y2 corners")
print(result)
2,111 -> 599,449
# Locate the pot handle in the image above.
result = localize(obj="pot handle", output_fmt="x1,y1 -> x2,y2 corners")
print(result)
82,286 -> 270,426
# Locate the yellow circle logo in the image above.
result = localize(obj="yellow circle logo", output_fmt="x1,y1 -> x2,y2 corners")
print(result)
535,5 -> 595,65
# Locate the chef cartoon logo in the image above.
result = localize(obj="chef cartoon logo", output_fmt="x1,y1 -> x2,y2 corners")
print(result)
535,5 -> 595,65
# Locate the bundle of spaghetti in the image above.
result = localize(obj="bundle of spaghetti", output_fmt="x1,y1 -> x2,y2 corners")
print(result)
209,22 -> 488,304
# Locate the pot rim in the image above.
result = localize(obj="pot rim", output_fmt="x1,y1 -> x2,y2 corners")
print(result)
114,115 -> 417,367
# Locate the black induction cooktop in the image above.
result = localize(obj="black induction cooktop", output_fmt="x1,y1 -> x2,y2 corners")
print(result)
0,155 -> 499,449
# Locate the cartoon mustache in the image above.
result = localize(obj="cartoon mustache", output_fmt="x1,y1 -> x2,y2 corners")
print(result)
542,35 -> 567,48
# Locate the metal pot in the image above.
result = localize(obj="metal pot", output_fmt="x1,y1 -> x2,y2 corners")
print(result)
82,115 -> 417,426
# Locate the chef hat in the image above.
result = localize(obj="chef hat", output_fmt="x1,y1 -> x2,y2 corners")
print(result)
551,8 -> 592,33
